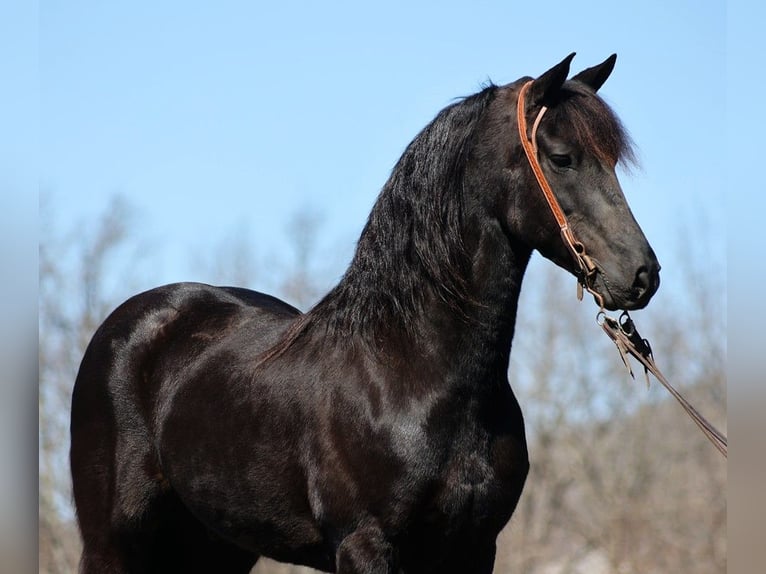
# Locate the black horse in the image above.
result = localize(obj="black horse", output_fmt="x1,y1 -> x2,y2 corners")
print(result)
70,54 -> 660,573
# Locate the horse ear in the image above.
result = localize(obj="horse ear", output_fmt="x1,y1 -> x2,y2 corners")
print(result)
530,53 -> 576,105
571,54 -> 617,92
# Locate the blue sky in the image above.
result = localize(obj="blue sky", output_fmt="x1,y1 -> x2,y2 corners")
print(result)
34,0 -> 729,309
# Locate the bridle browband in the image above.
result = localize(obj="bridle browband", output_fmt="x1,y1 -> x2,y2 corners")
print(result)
515,79 -> 727,458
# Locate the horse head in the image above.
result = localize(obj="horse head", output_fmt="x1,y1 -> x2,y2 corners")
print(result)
480,54 -> 660,311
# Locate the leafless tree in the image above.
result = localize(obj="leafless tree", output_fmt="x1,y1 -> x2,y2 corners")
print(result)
277,209 -> 326,311
495,241 -> 726,574
192,221 -> 262,290
39,195 -> 142,573
39,196 -> 725,574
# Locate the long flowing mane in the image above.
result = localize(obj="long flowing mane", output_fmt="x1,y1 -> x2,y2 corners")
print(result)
264,85 -> 499,353
550,81 -> 636,167
317,86 -> 499,335
261,79 -> 636,358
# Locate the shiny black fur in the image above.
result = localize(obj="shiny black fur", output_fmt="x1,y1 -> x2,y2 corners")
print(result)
71,54 -> 660,573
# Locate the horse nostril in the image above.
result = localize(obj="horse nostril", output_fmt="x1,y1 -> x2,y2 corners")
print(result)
632,266 -> 651,298
632,264 -> 660,300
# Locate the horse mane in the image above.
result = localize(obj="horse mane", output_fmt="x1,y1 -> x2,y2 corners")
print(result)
257,86 -> 498,360
256,79 -> 636,362
553,80 -> 636,168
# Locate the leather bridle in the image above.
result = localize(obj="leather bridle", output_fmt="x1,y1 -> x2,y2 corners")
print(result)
516,80 -> 603,308
515,79 -> 727,458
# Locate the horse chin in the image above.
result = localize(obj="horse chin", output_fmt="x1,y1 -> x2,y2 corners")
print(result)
590,277 -> 653,312
601,294 -> 648,312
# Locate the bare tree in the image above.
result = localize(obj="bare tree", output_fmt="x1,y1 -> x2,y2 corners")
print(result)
39,195 -> 142,573
495,237 -> 726,574
277,208 -> 329,311
192,221 -> 261,289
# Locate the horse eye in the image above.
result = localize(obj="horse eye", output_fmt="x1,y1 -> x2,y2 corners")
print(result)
550,154 -> 572,168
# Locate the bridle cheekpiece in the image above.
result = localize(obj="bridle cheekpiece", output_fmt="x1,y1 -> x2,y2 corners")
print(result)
516,80 -> 603,307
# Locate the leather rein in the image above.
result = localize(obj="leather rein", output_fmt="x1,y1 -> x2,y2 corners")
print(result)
516,80 -> 727,458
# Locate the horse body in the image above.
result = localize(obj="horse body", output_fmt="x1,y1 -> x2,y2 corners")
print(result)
73,236 -> 530,572
71,54 -> 660,573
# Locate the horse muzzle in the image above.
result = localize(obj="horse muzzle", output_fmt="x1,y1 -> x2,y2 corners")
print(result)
592,260 -> 661,311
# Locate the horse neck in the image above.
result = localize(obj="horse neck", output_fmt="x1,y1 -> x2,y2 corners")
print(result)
313,206 -> 533,387
425,219 -> 533,378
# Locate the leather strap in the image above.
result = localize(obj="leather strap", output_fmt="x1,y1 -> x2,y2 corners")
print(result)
516,80 -> 600,304
600,312 -> 728,457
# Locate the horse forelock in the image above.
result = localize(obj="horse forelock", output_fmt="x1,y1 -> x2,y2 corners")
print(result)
549,81 -> 637,168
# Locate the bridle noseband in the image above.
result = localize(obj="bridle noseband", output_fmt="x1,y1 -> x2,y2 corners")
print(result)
516,80 -> 603,307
